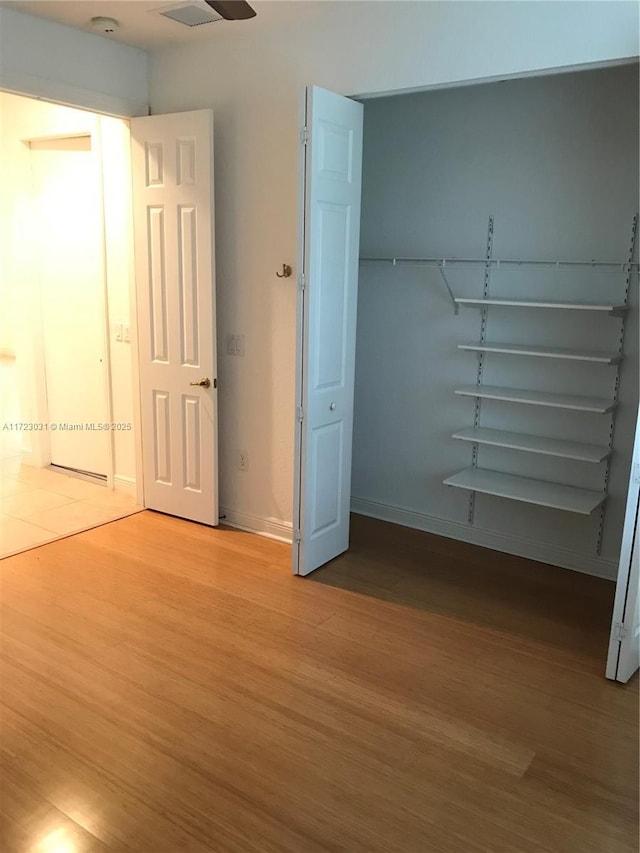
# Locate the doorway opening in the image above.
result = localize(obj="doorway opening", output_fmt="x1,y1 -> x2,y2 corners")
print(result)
0,92 -> 142,558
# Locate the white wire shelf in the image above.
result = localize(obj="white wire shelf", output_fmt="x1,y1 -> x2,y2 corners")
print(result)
458,342 -> 622,364
452,427 -> 611,463
455,385 -> 616,414
359,256 -> 636,314
360,256 -> 639,271
454,297 -> 627,315
443,468 -> 606,515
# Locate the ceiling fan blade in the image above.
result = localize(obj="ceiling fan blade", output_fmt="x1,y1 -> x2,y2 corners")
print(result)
205,0 -> 257,20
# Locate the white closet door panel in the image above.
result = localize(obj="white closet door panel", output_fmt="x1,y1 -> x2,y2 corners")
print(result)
294,87 -> 363,576
607,405 -> 640,682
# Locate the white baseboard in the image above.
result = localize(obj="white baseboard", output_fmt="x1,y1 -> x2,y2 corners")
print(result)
213,498 -> 618,578
114,475 -> 137,497
219,506 -> 293,544
351,496 -> 617,580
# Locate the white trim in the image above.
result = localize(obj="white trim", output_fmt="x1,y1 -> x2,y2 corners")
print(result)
0,71 -> 148,119
219,507 -> 293,544
114,119 -> 144,506
94,119 -> 116,490
292,85 -> 309,574
114,475 -> 137,497
354,58 -> 640,101
351,496 -> 617,580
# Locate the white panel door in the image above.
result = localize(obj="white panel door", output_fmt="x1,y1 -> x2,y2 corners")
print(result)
606,404 -> 640,682
293,87 -> 364,576
130,110 -> 218,525
32,138 -> 109,476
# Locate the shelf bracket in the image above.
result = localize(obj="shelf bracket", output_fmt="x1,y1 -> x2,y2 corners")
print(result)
437,261 -> 459,314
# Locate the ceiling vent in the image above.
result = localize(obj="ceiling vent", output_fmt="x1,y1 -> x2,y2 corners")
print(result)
157,3 -> 223,27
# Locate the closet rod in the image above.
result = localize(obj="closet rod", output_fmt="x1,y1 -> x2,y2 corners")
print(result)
359,256 -> 639,271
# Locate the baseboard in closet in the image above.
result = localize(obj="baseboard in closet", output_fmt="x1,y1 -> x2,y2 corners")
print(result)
350,496 -> 617,581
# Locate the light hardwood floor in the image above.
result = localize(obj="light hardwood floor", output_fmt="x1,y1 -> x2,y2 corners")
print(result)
0,511 -> 637,852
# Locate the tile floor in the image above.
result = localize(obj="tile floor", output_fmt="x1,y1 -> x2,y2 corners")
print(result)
1,355 -> 142,559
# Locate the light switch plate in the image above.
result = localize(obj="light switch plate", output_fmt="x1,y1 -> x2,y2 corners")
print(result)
227,334 -> 245,356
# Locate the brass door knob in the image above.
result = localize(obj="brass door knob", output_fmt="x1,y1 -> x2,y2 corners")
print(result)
189,378 -> 211,388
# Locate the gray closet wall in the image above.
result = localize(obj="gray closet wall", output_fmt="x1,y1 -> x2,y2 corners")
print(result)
353,64 -> 639,577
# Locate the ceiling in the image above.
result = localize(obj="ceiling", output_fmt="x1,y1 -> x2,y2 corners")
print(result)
1,0 -> 277,49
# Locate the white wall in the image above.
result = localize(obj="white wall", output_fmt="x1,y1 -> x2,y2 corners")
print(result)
353,65 -> 639,578
0,5 -> 149,117
149,1 -> 639,540
0,93 -> 137,488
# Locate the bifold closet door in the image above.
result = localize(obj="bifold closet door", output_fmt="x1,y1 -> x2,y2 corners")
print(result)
606,404 -> 640,683
293,86 -> 364,576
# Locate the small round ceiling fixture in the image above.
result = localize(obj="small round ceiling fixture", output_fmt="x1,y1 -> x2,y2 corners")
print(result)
90,16 -> 119,34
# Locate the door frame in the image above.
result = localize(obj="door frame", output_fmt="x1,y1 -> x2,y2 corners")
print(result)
1,87 -> 144,503
292,88 -> 309,572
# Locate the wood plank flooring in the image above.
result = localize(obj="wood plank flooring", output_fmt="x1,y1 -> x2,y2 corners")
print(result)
0,511 -> 637,852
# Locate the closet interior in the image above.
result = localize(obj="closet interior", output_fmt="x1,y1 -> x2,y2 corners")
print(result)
352,64 -> 639,579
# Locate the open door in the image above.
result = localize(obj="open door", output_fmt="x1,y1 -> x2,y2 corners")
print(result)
293,87 -> 364,576
606,404 -> 640,682
130,110 -> 218,525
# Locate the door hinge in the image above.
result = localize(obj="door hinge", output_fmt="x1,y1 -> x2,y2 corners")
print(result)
296,406 -> 305,423
612,621 -> 627,642
298,272 -> 306,292
633,462 -> 640,485
293,529 -> 302,543
300,126 -> 309,146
